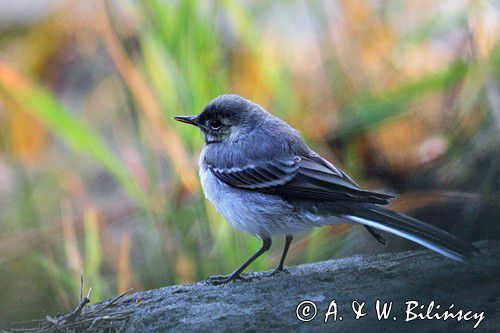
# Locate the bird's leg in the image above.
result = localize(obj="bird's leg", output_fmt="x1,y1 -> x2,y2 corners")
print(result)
207,237 -> 271,285
267,234 -> 293,276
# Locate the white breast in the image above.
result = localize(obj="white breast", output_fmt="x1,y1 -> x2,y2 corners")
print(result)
199,161 -> 323,238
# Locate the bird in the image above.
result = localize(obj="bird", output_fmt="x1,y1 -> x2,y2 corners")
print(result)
173,94 -> 478,285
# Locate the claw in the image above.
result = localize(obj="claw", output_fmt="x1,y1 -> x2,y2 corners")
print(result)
206,274 -> 249,285
266,268 -> 290,277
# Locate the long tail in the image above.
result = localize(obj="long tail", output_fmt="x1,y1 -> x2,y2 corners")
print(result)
342,204 -> 479,261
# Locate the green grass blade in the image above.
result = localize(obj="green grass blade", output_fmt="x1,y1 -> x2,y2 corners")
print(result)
1,76 -> 146,207
339,60 -> 469,139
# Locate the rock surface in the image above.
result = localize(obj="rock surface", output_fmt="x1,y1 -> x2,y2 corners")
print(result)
100,241 -> 498,332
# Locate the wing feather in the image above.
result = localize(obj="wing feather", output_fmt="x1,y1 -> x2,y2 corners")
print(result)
207,153 -> 393,204
209,159 -> 299,189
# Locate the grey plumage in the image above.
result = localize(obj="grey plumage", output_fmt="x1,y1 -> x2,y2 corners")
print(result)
174,94 -> 478,284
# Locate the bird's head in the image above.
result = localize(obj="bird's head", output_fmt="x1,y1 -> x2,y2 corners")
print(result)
173,94 -> 268,144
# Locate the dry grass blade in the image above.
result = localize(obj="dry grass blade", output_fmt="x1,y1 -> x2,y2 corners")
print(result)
118,232 -> 132,294
89,289 -> 135,314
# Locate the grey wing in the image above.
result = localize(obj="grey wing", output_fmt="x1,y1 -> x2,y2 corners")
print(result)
207,153 -> 393,205
209,156 -> 301,189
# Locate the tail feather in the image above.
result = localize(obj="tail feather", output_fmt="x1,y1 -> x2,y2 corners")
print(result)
343,204 -> 478,261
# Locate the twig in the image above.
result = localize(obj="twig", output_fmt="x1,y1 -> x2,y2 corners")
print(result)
65,287 -> 92,322
8,279 -> 135,332
79,271 -> 84,304
90,288 -> 134,314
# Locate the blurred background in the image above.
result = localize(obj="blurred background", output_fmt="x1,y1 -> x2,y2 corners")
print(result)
0,0 -> 498,325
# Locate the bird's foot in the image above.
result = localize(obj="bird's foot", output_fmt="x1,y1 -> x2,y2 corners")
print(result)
206,273 -> 249,285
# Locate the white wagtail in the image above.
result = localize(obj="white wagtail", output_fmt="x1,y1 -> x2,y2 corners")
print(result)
174,94 -> 478,284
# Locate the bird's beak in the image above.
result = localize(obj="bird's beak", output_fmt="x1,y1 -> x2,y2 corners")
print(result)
173,115 -> 199,126
173,115 -> 208,130
173,115 -> 197,125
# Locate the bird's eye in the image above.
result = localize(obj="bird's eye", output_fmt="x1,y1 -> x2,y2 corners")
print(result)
209,119 -> 222,129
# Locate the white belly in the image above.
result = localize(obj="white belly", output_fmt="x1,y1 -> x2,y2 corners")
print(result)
199,165 -> 319,238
